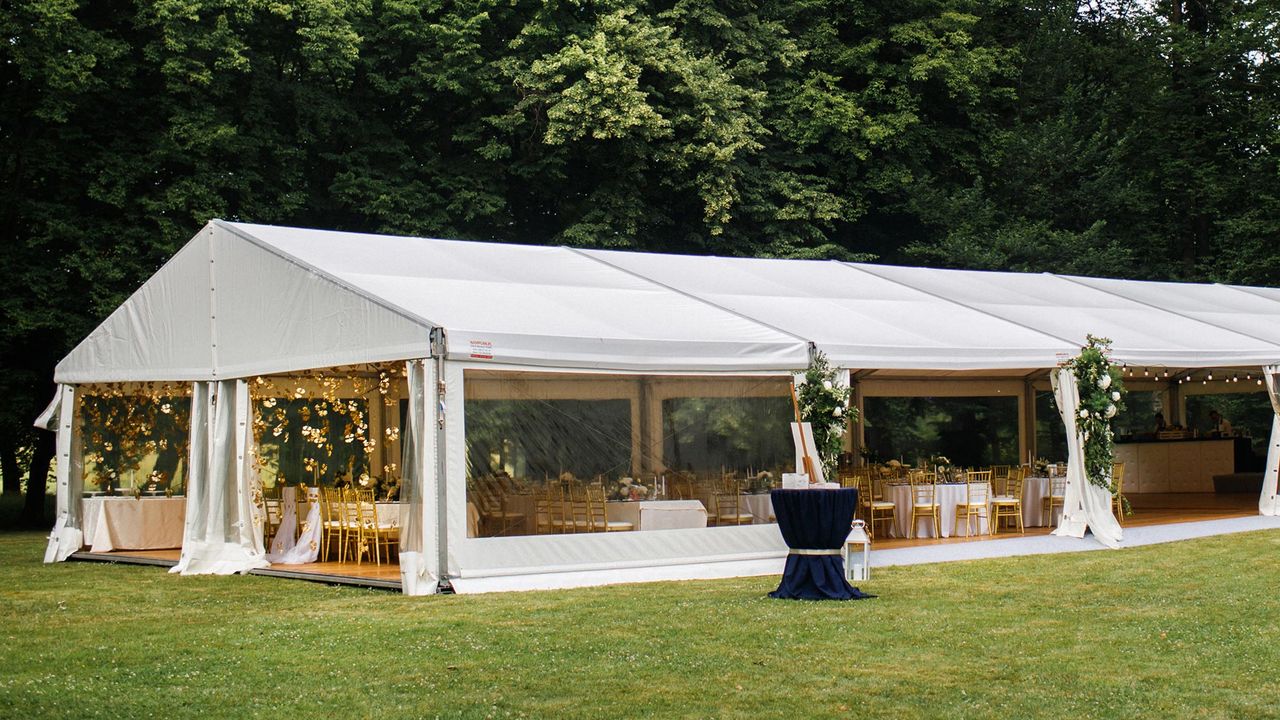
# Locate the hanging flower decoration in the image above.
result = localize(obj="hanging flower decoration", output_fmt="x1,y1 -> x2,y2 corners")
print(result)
1062,335 -> 1126,494
248,362 -> 406,498
795,350 -> 856,481
79,381 -> 193,494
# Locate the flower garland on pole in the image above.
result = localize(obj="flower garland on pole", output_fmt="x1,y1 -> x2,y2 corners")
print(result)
795,350 -> 855,482
1062,335 -> 1126,495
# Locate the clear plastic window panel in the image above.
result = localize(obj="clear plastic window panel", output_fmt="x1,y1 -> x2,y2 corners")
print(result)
464,371 -> 793,537
864,396 -> 1020,468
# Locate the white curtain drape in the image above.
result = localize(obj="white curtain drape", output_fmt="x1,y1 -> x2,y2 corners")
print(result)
41,385 -> 84,563
1051,368 -> 1123,548
1260,366 -> 1280,516
398,359 -> 439,595
171,379 -> 269,575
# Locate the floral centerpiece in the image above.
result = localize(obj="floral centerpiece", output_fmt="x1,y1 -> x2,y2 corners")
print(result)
795,350 -> 856,482
929,455 -> 956,483
1062,335 -> 1126,501
745,471 -> 774,494
610,477 -> 651,501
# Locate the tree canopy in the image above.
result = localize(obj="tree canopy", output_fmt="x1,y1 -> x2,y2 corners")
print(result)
3,0 -> 1278,515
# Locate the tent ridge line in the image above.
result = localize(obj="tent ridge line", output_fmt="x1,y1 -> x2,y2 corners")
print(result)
833,261 -> 1080,351
1054,273 -> 1280,356
212,220 -> 442,335
563,246 -> 812,346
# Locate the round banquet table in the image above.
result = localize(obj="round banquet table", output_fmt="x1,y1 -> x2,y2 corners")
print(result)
768,488 -> 872,600
886,483 -> 991,538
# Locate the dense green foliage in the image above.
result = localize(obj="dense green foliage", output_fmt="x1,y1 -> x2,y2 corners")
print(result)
4,529 -> 1280,717
3,1 -> 1278,511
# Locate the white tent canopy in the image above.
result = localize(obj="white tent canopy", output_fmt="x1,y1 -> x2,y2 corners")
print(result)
57,221 -> 1280,382
44,221 -> 1280,591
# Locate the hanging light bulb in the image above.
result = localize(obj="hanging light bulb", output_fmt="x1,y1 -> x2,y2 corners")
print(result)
1143,368 -> 1149,376
1163,369 -> 1169,377
1208,373 -> 1214,380
1259,379 -> 1265,386
1186,375 -> 1192,382
1233,376 -> 1239,383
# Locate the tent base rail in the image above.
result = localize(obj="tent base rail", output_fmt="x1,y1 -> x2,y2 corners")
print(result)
69,550 -> 179,568
247,566 -> 401,591
69,551 -> 403,591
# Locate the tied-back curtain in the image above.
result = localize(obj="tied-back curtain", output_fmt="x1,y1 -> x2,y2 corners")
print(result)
399,359 -> 439,595
171,379 -> 269,575
41,385 -> 84,563
1051,369 -> 1123,548
1260,366 -> 1280,516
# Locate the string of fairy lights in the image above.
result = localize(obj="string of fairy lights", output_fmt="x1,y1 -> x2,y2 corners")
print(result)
1119,365 -> 1264,386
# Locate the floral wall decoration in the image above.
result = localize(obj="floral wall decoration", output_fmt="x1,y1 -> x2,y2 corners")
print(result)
1062,335 -> 1126,495
78,382 -> 193,494
796,350 -> 855,481
249,363 -> 405,497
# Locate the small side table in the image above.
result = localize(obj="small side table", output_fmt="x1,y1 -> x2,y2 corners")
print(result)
768,488 -> 873,600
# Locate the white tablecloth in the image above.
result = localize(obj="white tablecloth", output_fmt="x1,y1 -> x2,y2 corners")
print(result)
1022,476 -> 1063,528
740,493 -> 775,524
81,496 -> 186,552
887,483 -> 991,538
607,500 -> 707,530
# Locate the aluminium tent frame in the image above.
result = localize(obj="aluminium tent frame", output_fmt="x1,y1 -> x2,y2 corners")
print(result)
40,220 -> 1280,593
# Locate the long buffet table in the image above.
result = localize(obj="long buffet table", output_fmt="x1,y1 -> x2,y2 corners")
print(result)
81,496 -> 186,553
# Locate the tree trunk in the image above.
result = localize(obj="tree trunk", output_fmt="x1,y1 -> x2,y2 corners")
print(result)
23,431 -> 55,526
0,437 -> 20,495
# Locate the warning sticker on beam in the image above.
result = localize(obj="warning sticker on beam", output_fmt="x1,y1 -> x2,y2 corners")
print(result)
469,340 -> 494,360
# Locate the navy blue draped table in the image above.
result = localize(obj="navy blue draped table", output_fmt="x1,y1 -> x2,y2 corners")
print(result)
769,488 -> 874,600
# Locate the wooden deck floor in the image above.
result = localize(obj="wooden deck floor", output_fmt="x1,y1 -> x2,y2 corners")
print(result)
71,492 -> 1260,588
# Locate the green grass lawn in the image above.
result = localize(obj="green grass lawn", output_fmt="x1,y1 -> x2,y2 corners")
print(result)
2,530 -> 1279,719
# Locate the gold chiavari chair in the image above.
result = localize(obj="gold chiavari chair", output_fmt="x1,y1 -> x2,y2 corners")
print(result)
533,484 -> 553,534
263,495 -> 283,547
472,476 -> 523,536
990,465 -> 1011,496
712,478 -> 754,526
1112,462 -> 1126,525
909,471 -> 940,539
319,486 -> 347,562
585,484 -> 635,532
854,471 -> 895,540
567,482 -> 591,533
547,481 -> 572,534
956,470 -> 992,536
1043,475 -> 1067,527
991,467 -> 1025,534
352,488 -> 398,566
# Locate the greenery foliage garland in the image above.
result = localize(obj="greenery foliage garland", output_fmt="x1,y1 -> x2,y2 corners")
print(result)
1062,335 -> 1125,493
796,351 -> 855,481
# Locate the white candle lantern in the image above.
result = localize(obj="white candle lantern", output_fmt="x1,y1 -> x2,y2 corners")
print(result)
845,519 -> 871,582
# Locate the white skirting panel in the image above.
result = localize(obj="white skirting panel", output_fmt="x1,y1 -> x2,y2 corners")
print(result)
451,555 -> 787,594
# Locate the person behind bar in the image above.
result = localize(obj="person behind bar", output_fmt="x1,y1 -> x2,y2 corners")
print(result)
1208,409 -> 1233,436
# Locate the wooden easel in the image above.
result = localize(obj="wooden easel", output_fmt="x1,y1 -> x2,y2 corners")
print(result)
790,383 -> 818,484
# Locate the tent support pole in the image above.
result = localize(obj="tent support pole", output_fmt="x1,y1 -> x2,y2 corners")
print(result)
431,328 -> 451,592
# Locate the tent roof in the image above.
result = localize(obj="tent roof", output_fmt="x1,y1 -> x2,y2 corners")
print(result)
54,221 -> 1280,383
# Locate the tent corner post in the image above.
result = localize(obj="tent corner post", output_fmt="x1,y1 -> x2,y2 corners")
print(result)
430,328 -> 449,585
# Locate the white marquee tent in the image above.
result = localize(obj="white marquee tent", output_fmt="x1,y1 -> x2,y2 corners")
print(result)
39,220 -> 1280,593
